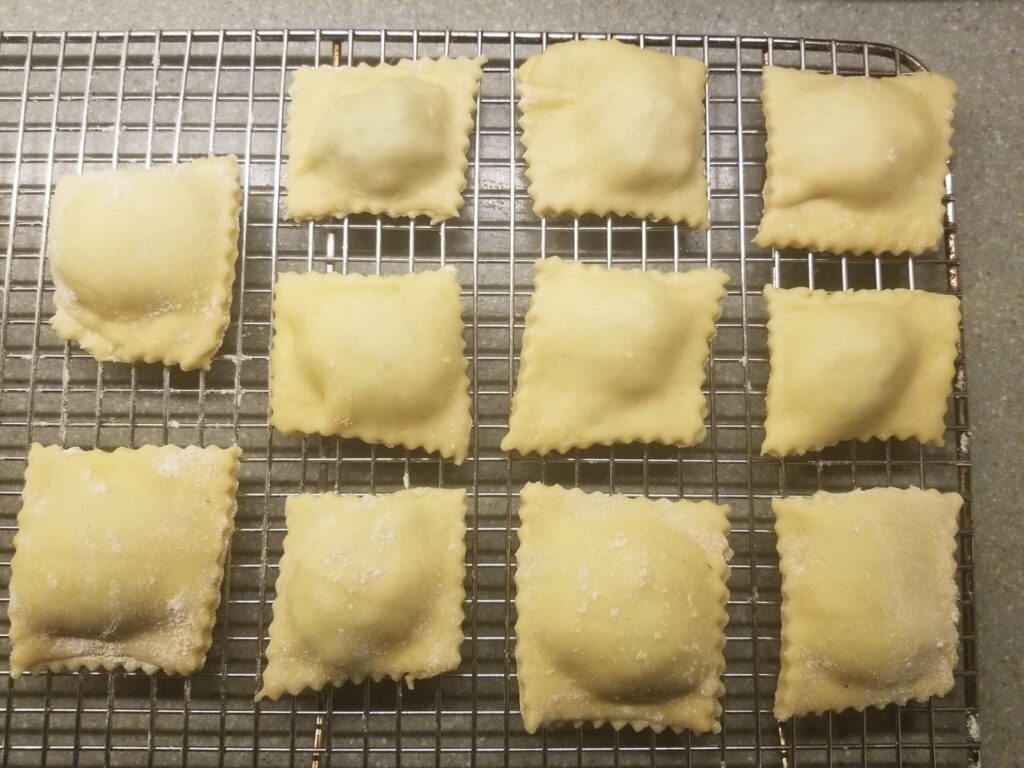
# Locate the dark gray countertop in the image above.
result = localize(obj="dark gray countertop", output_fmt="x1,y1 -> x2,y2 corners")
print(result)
5,0 -> 1023,764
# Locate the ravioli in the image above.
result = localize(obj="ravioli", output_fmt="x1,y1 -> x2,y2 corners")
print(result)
754,66 -> 957,256
514,483 -> 731,734
773,487 -> 961,719
9,443 -> 241,676
502,258 -> 728,455
516,39 -> 709,226
761,285 -> 961,457
270,268 -> 472,462
46,155 -> 241,370
285,57 -> 485,223
257,488 -> 466,699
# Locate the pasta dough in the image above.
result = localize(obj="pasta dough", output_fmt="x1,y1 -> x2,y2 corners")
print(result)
257,488 -> 466,699
762,285 -> 961,457
9,443 -> 241,677
514,483 -> 731,734
754,66 -> 957,256
773,487 -> 961,719
516,39 -> 709,226
285,57 -> 485,223
270,268 -> 471,462
502,258 -> 728,455
47,155 -> 241,371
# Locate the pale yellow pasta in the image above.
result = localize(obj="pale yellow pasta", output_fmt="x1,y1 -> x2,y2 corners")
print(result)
774,487 -> 961,719
286,58 -> 485,223
258,489 -> 466,699
46,155 -> 241,371
516,39 -> 709,226
755,66 -> 956,256
514,483 -> 731,734
762,285 -> 961,457
9,443 -> 241,677
502,258 -> 728,455
270,268 -> 472,462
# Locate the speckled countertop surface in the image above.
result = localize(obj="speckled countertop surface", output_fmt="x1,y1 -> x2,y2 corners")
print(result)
5,0 -> 1023,764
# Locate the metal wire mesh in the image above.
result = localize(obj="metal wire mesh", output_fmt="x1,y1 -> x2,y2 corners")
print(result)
0,28 -> 978,767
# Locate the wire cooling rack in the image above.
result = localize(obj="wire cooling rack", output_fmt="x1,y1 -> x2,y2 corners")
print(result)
0,28 -> 978,767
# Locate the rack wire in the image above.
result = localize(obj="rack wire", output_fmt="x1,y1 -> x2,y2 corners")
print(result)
0,28 -> 978,767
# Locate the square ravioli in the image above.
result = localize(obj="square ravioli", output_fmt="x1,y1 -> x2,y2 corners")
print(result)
754,66 -> 957,256
47,155 -> 241,371
9,443 -> 241,676
762,285 -> 961,457
285,57 -> 485,223
502,258 -> 728,455
270,268 -> 471,462
514,484 -> 730,733
257,488 -> 466,699
516,39 -> 709,226
773,487 -> 962,719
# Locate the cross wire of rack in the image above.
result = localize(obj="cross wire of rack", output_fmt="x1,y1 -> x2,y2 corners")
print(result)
0,28 -> 978,768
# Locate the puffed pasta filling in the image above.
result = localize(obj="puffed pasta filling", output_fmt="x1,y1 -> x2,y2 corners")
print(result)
258,488 -> 466,699
9,444 -> 241,677
270,268 -> 472,462
286,57 -> 485,223
762,285 -> 961,457
514,483 -> 730,734
754,66 -> 956,256
516,39 -> 709,226
774,487 -> 961,719
47,155 -> 241,370
503,257 -> 728,455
